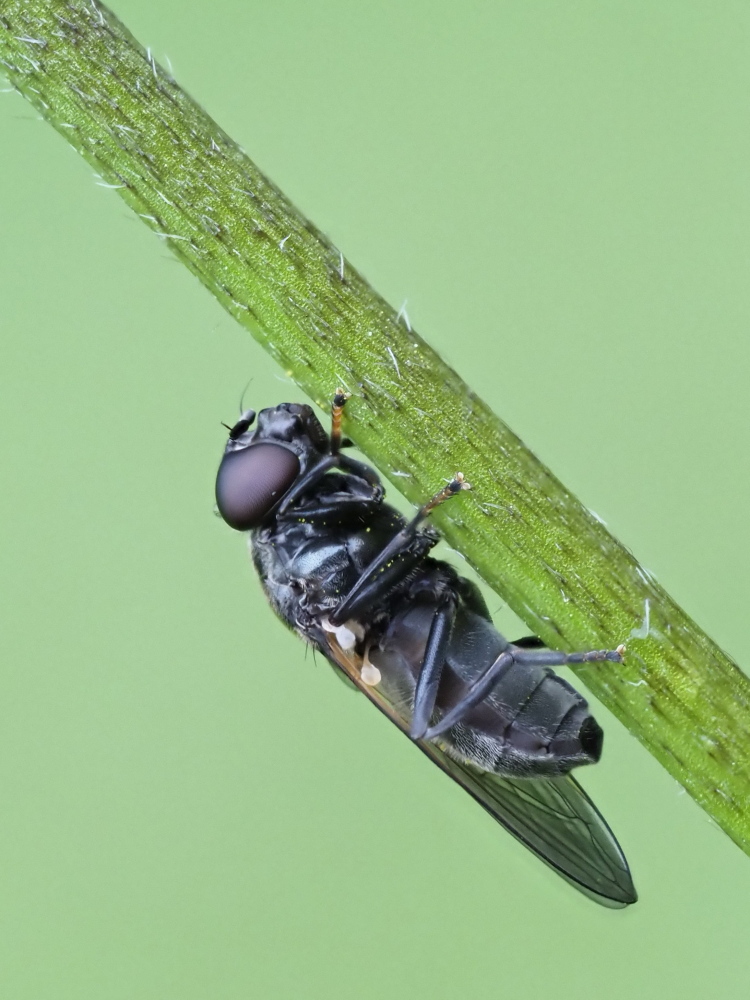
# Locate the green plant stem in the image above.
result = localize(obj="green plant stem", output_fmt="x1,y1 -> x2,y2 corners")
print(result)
2,0 -> 749,855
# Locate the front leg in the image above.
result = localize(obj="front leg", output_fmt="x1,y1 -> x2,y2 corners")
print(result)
329,388 -> 350,456
279,497 -> 383,527
277,391 -> 382,515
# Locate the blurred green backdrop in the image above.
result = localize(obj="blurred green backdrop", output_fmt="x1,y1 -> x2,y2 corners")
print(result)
2,1 -> 750,997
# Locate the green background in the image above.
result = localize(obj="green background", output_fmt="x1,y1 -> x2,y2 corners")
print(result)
2,1 -> 749,997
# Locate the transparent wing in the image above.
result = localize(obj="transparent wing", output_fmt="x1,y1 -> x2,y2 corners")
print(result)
323,634 -> 636,907
418,743 -> 637,907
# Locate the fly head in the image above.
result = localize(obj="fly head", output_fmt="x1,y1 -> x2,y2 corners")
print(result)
215,401 -> 328,531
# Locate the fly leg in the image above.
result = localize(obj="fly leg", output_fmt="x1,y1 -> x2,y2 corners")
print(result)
423,641 -> 625,740
278,453 -> 382,514
409,592 -> 458,740
329,474 -> 471,626
329,388 -> 350,456
327,390 -> 382,490
277,390 -> 382,515
277,496 -> 383,526
510,633 -> 626,666
511,644 -> 626,667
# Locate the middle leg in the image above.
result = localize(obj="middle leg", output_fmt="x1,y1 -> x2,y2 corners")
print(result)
409,592 -> 458,740
329,473 -> 471,626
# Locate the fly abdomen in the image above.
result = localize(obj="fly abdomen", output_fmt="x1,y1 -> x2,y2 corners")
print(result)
488,660 -> 603,771
446,669 -> 602,778
370,598 -> 603,778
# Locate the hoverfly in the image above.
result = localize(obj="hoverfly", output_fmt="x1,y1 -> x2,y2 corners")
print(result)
215,392 -> 636,906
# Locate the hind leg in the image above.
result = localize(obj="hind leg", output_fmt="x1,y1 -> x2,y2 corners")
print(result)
424,642 -> 625,740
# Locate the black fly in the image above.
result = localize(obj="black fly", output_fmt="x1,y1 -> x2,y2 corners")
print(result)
215,393 -> 636,906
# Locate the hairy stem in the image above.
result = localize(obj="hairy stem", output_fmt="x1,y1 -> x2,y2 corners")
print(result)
2,0 -> 749,855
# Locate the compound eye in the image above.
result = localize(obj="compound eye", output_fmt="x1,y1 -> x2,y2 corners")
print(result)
215,443 -> 300,530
